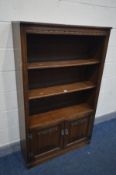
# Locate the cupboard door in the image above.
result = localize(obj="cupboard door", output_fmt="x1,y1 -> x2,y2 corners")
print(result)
64,116 -> 92,147
29,123 -> 64,159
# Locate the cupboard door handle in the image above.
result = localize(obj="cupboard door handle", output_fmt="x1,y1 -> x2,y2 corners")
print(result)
65,128 -> 69,135
61,129 -> 64,136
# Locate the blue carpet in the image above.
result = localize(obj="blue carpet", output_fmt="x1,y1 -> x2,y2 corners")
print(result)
0,118 -> 116,175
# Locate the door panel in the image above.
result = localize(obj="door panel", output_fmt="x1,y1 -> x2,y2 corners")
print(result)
30,123 -> 64,159
64,116 -> 91,147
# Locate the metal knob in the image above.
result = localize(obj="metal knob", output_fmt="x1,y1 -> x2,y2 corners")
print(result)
65,128 -> 69,135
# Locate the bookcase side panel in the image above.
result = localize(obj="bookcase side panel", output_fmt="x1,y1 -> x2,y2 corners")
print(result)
12,22 -> 28,161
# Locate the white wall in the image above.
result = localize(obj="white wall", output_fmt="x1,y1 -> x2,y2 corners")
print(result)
0,0 -> 116,147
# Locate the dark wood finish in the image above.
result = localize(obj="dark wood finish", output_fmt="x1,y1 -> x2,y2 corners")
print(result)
12,23 -> 28,161
64,116 -> 91,147
29,81 -> 95,100
12,21 -> 111,168
28,65 -> 98,89
29,122 -> 64,159
27,34 -> 103,63
28,59 -> 99,69
28,139 -> 89,168
29,103 -> 93,129
29,90 -> 94,115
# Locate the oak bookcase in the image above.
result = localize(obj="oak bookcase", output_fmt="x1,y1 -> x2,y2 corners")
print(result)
12,22 -> 111,167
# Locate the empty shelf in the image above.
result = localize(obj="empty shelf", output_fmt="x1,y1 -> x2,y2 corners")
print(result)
29,81 -> 96,100
29,103 -> 93,129
28,59 -> 99,69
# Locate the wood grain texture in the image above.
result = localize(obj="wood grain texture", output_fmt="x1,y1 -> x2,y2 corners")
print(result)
29,81 -> 95,100
27,139 -> 89,168
28,59 -> 99,69
12,23 -> 28,161
29,103 -> 93,129
12,21 -> 111,167
25,25 -> 109,36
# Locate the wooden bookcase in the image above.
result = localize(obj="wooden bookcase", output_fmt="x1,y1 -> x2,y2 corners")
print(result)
12,22 -> 111,167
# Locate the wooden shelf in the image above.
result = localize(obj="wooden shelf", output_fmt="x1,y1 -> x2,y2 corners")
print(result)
28,81 -> 96,100
29,103 -> 93,129
28,59 -> 99,69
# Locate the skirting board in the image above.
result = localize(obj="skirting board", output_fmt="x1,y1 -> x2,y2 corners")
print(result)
95,112 -> 116,124
0,112 -> 116,158
0,141 -> 20,158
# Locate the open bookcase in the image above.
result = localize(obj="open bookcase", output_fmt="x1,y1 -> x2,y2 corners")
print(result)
12,22 -> 111,167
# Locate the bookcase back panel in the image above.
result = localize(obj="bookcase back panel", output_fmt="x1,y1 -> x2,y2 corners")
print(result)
29,89 -> 95,115
28,65 -> 98,89
27,34 -> 105,62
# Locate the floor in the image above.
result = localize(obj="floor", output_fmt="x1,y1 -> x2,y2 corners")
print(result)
0,118 -> 116,175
